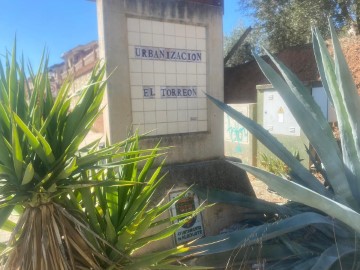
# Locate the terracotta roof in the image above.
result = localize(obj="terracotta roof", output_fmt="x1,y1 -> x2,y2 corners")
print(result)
61,41 -> 98,59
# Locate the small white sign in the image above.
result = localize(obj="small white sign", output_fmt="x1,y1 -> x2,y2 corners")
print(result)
169,190 -> 204,244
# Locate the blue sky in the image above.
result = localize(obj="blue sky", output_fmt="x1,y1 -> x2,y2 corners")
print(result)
0,1 -> 248,69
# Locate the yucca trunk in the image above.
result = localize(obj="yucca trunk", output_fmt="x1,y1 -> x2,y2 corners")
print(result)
3,203 -> 101,270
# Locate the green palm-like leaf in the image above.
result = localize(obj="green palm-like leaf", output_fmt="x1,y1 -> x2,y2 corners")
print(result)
0,43 -> 208,269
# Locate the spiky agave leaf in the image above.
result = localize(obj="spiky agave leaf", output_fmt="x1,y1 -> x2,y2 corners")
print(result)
194,21 -> 360,269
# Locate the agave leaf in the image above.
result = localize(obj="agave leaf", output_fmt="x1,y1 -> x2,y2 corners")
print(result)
190,244 -> 307,269
311,29 -> 333,105
207,94 -> 329,196
313,27 -> 360,202
254,51 -> 353,207
194,186 -> 297,217
310,243 -> 356,270
190,212 -> 342,256
291,258 -> 319,270
329,21 -> 360,198
279,235 -> 314,260
329,22 -> 360,146
233,162 -> 360,233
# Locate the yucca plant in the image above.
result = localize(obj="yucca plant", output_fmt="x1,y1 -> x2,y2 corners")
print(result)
188,21 -> 360,269
0,45 -> 208,269
59,139 -> 208,270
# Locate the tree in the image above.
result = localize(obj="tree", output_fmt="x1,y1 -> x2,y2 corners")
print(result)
224,23 -> 267,66
239,0 -> 359,52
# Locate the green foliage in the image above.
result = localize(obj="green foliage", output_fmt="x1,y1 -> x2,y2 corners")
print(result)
61,139 -> 209,269
260,151 -> 302,177
192,21 -> 360,269
224,24 -> 253,66
239,0 -> 359,52
260,152 -> 289,176
0,44 -> 207,269
224,23 -> 268,67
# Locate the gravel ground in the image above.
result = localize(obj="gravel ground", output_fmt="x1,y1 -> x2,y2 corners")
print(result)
248,174 -> 287,204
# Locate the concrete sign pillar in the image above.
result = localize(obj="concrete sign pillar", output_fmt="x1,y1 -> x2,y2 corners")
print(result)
96,0 -> 224,164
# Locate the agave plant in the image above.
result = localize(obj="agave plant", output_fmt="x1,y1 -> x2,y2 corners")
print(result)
0,45 -> 208,270
189,21 -> 360,269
